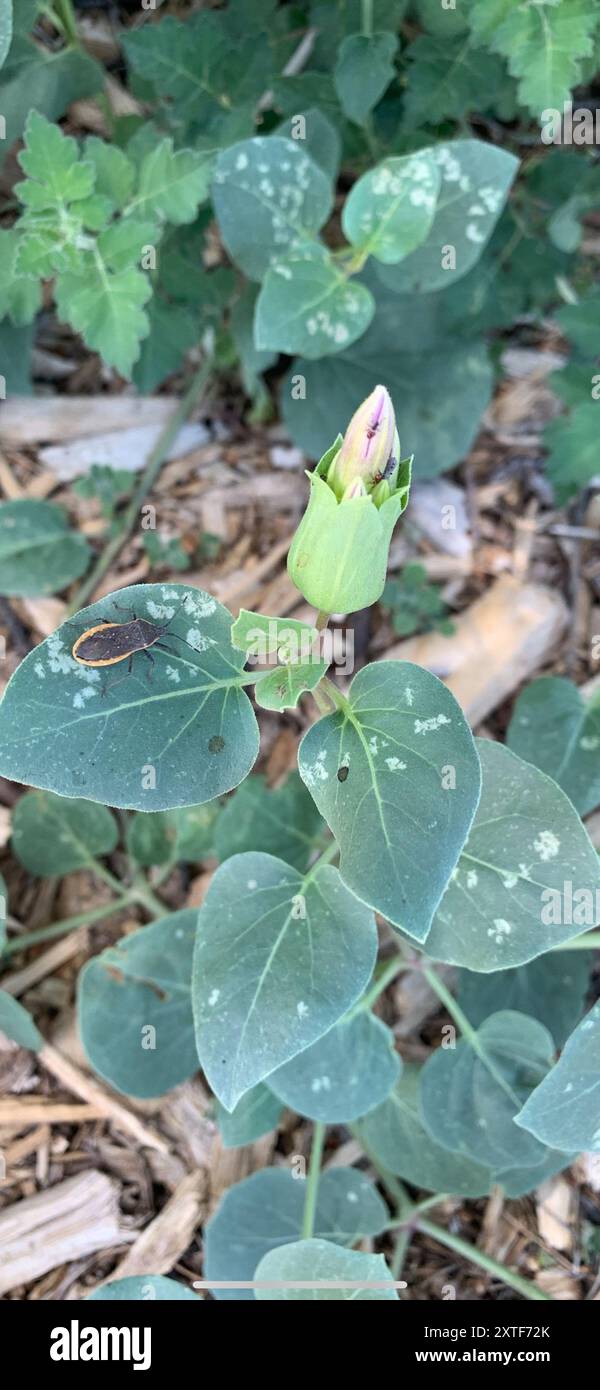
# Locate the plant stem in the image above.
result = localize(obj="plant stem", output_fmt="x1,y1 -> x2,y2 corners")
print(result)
554,930 -> 600,950
354,953 -> 412,1014
2,895 -> 133,958
68,357 -> 212,614
349,1125 -> 409,1211
417,1218 -> 552,1302
302,1121 -> 326,1238
361,0 -> 373,37
423,964 -> 518,1104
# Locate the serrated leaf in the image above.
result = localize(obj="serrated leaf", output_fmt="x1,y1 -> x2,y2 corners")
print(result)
457,952 -> 592,1051
269,1011 -> 400,1122
216,1085 -> 283,1148
204,1167 -> 388,1300
516,1000 -> 600,1152
0,0 -> 12,71
544,402 -> 600,505
256,245 -> 374,359
334,32 -> 398,126
55,260 -> 151,377
254,1240 -> 398,1300
132,140 -> 212,224
376,139 -> 518,293
192,852 -> 377,1111
214,773 -> 324,872
78,911 -> 198,1098
357,1065 -> 492,1196
469,0 -> 598,116
12,790 -> 117,877
232,609 -> 319,661
0,989 -> 42,1051
342,152 -> 440,264
507,675 -> 600,817
1,41 -> 102,147
123,10 -> 265,129
253,660 -> 328,712
96,219 -> 157,273
0,500 -> 90,597
420,1009 -> 556,1170
212,136 -> 333,281
403,35 -> 515,126
83,137 -> 135,209
425,740 -> 600,971
298,661 -> 481,940
88,1276 -> 198,1302
0,584 -> 259,812
0,229 -> 41,325
17,110 -> 95,207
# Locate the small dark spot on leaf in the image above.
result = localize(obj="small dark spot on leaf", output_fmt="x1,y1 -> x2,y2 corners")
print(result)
208,735 -> 225,753
337,765 -> 349,782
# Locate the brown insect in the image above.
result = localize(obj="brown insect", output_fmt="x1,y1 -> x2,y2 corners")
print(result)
71,598 -> 194,690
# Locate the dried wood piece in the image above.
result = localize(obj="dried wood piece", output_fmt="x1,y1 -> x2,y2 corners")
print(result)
0,397 -> 184,446
88,1169 -> 208,1293
0,1099 -> 106,1127
2,929 -> 87,998
386,574 -> 569,725
0,1169 -> 129,1295
19,596 -> 67,638
39,1044 -> 169,1154
40,423 -> 213,482
536,1177 -> 576,1253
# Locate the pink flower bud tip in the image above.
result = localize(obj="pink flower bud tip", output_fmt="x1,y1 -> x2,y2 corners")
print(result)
326,385 -> 398,498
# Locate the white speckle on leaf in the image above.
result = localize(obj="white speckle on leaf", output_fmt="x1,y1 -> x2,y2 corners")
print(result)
311,1076 -> 331,1093
466,870 -> 478,889
186,628 -> 212,652
534,830 -> 560,862
414,714 -> 451,734
580,736 -> 599,750
297,1001 -> 309,1019
247,879 -> 257,890
385,756 -> 407,772
466,222 -> 485,244
146,601 -> 175,620
72,686 -> 98,710
487,918 -> 512,945
165,666 -> 180,683
502,871 -> 519,889
208,989 -> 220,1007
34,662 -> 45,679
405,686 -> 414,706
303,750 -> 328,787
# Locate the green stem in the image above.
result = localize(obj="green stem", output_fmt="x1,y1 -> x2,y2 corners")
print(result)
2,895 -> 133,958
354,953 -> 412,1014
68,357 -> 212,615
361,0 -> 373,37
349,1125 -> 409,1211
554,930 -> 600,950
417,1218 -> 552,1303
423,964 -> 518,1105
317,673 -> 348,713
302,1122 -> 326,1239
52,0 -> 79,45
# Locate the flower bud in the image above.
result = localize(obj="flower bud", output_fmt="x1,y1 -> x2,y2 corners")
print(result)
341,477 -> 368,501
326,385 -> 397,499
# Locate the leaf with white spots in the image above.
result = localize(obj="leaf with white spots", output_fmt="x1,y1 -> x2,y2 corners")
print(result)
420,1010 -> 558,1172
12,790 -> 118,876
0,500 -> 91,597
255,244 -> 374,358
357,1065 -> 493,1197
78,912 -> 198,1098
425,741 -> 600,971
298,661 -> 481,941
192,851 -> 377,1111
254,1240 -> 398,1301
269,1011 -> 401,1123
0,584 -> 259,811
204,1167 -> 388,1301
342,152 -> 440,264
216,1085 -> 283,1149
507,675 -> 600,818
212,136 -> 333,282
457,950 -> 592,1050
253,659 -> 328,711
334,32 -> 398,127
376,138 -> 518,292
516,999 -> 600,1154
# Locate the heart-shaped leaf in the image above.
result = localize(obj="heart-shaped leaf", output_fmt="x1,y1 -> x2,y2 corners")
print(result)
425,740 -> 600,970
78,911 -> 198,1097
216,1085 -> 283,1149
457,951 -> 592,1049
516,1000 -> 600,1153
192,852 -> 377,1111
334,32 -> 398,126
204,1167 -> 388,1301
126,801 -> 221,867
0,584 -> 259,811
342,152 -> 440,264
507,675 -> 600,817
0,500 -> 90,596
12,790 -> 118,876
256,244 -> 374,358
254,1240 -> 398,1300
298,661 -> 481,940
269,1011 -> 400,1123
212,136 -> 333,281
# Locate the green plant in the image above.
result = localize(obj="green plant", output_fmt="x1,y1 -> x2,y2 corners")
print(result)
1,385 -> 599,1303
382,562 -> 455,636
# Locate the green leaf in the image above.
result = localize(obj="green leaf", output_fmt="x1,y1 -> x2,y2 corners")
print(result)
214,774 -> 324,873
0,0 -> 13,72
212,136 -> 333,281
507,676 -> 600,817
127,802 -> 220,867
494,1148 -> 573,1199
83,137 -> 135,209
298,661 -> 481,941
458,952 -> 592,1052
78,912 -> 198,1098
123,10 -> 266,130
131,297 -> 198,393
0,320 -> 34,394
88,1275 -> 198,1302
0,500 -> 90,597
55,260 -> 152,378
469,0 -> 598,116
1,41 -> 102,148
276,109 -> 342,180
253,660 -> 328,712
0,231 -> 41,324
420,1009 -> 556,1171
0,871 -> 7,951
230,286 -> 277,393
403,35 -> 515,126
342,152 -> 440,265
254,1240 -> 398,1300
555,288 -> 600,357
282,332 -> 493,478
413,0 -> 470,36
17,110 -> 95,207
357,1065 -> 492,1196
269,1011 -> 400,1122
192,852 -> 377,1111
425,740 -> 600,970
216,1085 -> 283,1148
0,584 -> 259,811
232,609 -> 319,662
516,1000 -> 600,1153
334,32 -> 398,126
0,989 -> 42,1050
256,244 -> 374,359
12,790 -> 117,876
544,403 -> 600,505
96,219 -> 157,274
133,140 -> 212,224
204,1167 -> 388,1300
376,139 -> 518,293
